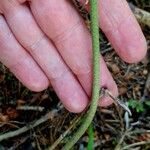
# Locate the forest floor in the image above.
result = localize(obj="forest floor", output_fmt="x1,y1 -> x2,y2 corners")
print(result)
0,0 -> 150,150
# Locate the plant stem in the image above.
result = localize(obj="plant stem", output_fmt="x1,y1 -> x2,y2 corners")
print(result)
62,0 -> 100,149
87,123 -> 94,150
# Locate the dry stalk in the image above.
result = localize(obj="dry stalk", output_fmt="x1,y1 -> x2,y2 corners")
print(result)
0,111 -> 56,142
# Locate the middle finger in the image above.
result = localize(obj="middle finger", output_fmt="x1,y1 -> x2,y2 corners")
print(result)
1,0 -> 89,112
30,0 -> 118,105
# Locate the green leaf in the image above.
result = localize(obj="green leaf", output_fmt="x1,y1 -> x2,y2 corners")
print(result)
128,99 -> 144,113
145,101 -> 150,107
136,103 -> 144,113
128,99 -> 138,109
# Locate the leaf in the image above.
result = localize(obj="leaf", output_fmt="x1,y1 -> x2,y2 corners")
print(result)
145,101 -> 150,107
128,99 -> 144,113
128,99 -> 138,109
136,103 -> 144,113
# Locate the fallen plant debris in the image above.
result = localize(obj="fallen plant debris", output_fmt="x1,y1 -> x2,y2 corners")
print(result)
0,111 -> 56,142
0,0 -> 150,149
129,3 -> 150,27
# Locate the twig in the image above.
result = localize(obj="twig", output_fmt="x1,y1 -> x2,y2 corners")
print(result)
140,72 -> 150,102
124,102 -> 130,129
33,132 -> 42,150
47,116 -> 81,150
62,0 -> 100,149
122,141 -> 150,150
0,122 -> 20,129
17,105 -> 44,112
124,111 -> 130,129
101,88 -> 132,116
114,128 -> 131,150
129,3 -> 150,27
129,129 -> 150,135
8,136 -> 30,150
0,112 -> 54,142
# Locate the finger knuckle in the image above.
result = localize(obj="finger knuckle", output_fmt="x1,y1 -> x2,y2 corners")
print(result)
53,20 -> 83,44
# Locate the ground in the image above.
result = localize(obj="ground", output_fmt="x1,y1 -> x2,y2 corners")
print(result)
0,0 -> 150,149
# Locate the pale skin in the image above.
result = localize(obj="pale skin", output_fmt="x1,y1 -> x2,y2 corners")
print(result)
0,0 -> 147,113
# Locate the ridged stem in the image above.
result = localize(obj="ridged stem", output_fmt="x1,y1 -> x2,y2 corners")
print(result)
62,0 -> 100,149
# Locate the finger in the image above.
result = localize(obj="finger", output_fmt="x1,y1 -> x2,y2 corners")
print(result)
80,58 -> 118,107
30,0 -> 118,106
0,15 -> 49,92
1,1 -> 89,113
80,0 -> 147,63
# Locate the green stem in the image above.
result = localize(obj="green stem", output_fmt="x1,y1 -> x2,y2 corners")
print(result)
87,123 -> 94,150
62,0 -> 100,149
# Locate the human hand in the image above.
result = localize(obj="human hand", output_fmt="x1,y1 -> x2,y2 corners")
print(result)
0,0 -> 147,112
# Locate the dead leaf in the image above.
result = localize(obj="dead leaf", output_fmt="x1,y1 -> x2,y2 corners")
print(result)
6,107 -> 19,120
119,87 -> 128,95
